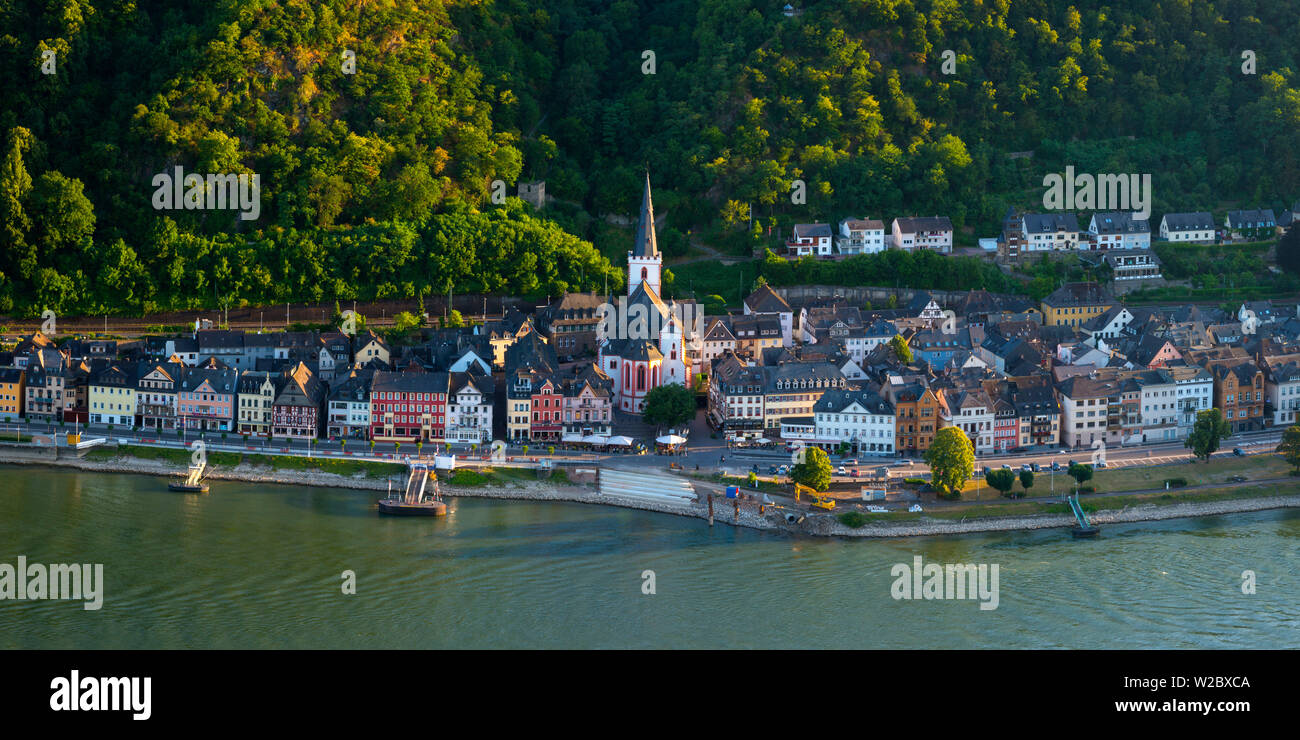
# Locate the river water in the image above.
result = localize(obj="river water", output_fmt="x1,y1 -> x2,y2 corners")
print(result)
1,465 -> 1296,649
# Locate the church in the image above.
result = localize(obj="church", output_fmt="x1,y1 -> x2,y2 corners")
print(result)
597,174 -> 696,414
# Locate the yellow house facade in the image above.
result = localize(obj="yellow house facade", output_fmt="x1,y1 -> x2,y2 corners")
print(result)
1041,282 -> 1116,328
0,368 -> 24,421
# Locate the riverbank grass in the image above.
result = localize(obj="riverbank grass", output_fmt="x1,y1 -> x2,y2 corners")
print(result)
956,453 -> 1288,500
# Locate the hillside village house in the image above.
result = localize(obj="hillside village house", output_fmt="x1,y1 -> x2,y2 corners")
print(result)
743,283 -> 797,346
731,313 -> 783,357
891,216 -> 953,252
808,388 -> 896,455
1022,213 -> 1082,251
369,370 -> 448,444
237,370 -> 276,437
1224,209 -> 1277,238
537,292 -> 604,358
560,366 -> 614,439
177,366 -> 237,432
708,352 -> 767,442
326,370 -> 373,440
271,362 -> 325,441
1089,212 -> 1151,250
946,388 -> 996,455
446,372 -> 493,445
836,218 -> 887,255
884,379 -> 948,455
1158,212 -> 1215,243
0,368 -> 24,421
353,329 -> 391,367
23,349 -> 65,424
136,362 -> 181,430
700,319 -> 737,364
1102,249 -> 1162,280
1263,355 -> 1300,426
88,365 -> 136,427
785,223 -> 834,257
1041,282 -> 1115,328
761,361 -> 847,432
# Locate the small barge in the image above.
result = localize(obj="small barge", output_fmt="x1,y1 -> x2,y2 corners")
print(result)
168,460 -> 210,493
378,462 -> 447,516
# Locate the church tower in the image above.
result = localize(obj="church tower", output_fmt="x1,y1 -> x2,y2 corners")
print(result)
627,173 -> 661,297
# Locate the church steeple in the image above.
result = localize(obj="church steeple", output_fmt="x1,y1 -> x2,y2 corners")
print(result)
632,172 -> 659,259
627,172 -> 662,297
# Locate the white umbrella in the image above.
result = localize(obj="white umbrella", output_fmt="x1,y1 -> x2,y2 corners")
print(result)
607,436 -> 634,446
561,433 -> 583,443
583,434 -> 610,445
656,434 -> 687,445
755,437 -> 772,444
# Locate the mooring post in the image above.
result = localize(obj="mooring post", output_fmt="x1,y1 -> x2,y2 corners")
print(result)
708,492 -> 714,526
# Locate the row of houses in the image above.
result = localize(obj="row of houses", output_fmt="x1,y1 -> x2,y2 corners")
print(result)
786,216 -> 954,258
785,204 -> 1296,262
704,279 -> 1300,456
999,207 -> 1296,261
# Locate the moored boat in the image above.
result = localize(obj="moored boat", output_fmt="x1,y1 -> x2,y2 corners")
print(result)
168,460 -> 211,494
379,462 -> 447,517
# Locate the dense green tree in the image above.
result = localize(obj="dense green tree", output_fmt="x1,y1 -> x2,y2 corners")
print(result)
791,446 -> 833,493
889,334 -> 912,363
984,468 -> 1016,497
1186,408 -> 1232,462
1067,463 -> 1094,490
1276,424 -> 1300,474
925,427 -> 974,498
641,384 -> 695,430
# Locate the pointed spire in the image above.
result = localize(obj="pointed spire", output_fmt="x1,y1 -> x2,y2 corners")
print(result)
633,171 -> 659,259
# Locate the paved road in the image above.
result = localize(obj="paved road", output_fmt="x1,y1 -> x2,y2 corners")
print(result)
5,410 -> 1282,481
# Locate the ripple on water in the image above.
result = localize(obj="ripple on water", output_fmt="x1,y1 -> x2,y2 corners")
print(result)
1,467 -> 1297,649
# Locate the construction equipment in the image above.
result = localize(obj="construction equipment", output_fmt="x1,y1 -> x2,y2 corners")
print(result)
794,482 -> 836,510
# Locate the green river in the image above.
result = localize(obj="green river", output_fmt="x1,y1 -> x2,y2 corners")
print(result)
1,465 -> 1297,649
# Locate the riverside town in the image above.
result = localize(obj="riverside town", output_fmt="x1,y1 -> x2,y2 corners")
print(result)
1,0 -> 1296,674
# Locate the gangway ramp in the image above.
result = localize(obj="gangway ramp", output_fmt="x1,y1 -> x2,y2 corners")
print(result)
598,468 -> 698,506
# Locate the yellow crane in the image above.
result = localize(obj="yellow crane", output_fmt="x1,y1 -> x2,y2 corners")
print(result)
793,482 -> 836,510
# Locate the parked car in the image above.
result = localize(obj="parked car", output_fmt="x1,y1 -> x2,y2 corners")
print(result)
1000,464 -> 1011,470
777,465 -> 789,475
768,466 -> 777,475
1030,462 -> 1040,472
843,458 -> 858,466
1233,447 -> 1244,456
1021,464 -> 1032,472
850,469 -> 860,478
837,466 -> 847,475
1096,460 -> 1108,468
1050,461 -> 1061,472
982,466 -> 991,475
895,458 -> 913,466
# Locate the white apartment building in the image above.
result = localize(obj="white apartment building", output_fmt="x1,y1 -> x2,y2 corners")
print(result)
836,218 -> 886,255
1158,212 -> 1215,243
948,389 -> 995,455
1089,212 -> 1151,250
811,389 -> 896,456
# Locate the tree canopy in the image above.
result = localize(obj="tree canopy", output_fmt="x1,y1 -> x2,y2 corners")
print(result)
2,1 -> 1299,315
925,426 -> 974,498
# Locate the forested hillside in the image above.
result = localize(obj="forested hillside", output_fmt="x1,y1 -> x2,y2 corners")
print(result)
1,0 -> 1298,317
